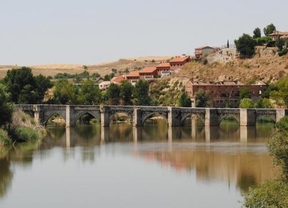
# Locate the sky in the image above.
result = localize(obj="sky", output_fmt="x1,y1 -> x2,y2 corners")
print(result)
1,0 -> 288,66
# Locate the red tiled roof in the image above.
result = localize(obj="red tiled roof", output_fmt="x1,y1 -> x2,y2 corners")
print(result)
125,71 -> 140,77
111,76 -> 125,84
156,62 -> 170,68
139,67 -> 157,73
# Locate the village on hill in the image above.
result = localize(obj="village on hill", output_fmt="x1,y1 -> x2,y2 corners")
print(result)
95,28 -> 288,108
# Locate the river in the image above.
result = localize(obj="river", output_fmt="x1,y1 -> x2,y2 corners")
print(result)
0,121 -> 277,208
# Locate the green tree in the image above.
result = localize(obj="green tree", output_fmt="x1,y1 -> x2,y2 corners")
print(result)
195,89 -> 209,107
53,79 -> 78,104
276,38 -> 285,51
133,79 -> 151,105
105,83 -> 120,105
253,27 -> 261,38
255,98 -> 272,108
244,116 -> 288,207
0,84 -> 13,127
235,34 -> 256,58
239,98 -> 254,108
244,179 -> 288,208
78,80 -> 102,105
104,73 -> 115,81
264,23 -> 276,36
34,74 -> 53,102
3,67 -> 35,103
120,81 -> 133,105
178,91 -> 191,107
239,87 -> 252,99
254,36 -> 273,46
3,67 -> 52,104
269,77 -> 288,107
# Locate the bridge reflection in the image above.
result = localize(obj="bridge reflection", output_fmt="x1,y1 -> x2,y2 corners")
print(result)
62,124 -> 273,148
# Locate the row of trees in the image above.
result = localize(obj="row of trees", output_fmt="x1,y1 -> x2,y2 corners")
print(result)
0,67 -> 191,109
52,78 -> 151,106
235,23 -> 287,58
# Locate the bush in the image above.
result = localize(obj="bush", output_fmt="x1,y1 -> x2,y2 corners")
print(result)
244,179 -> 288,208
244,116 -> 288,207
0,129 -> 12,147
275,116 -> 288,132
279,48 -> 288,56
14,126 -> 39,142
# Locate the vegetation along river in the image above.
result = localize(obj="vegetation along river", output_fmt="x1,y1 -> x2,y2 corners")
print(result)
0,120 -> 277,208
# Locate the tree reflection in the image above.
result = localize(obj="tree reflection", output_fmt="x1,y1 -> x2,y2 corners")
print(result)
0,158 -> 13,198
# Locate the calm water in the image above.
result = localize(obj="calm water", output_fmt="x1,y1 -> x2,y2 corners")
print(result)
0,122 -> 277,208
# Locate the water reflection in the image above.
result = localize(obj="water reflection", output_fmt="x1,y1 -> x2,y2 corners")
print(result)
0,121 -> 277,207
0,158 -> 13,198
56,123 -> 274,147
42,123 -> 277,193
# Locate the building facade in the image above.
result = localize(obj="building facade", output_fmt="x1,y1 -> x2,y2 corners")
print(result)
194,46 -> 220,59
185,80 -> 266,107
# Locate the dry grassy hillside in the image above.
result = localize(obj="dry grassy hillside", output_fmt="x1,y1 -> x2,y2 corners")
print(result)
177,47 -> 288,84
0,56 -> 171,79
1,48 -> 288,85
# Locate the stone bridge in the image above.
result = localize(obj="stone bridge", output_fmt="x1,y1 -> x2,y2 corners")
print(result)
15,104 -> 288,127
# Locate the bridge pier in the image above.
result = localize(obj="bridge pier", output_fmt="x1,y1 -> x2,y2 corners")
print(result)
240,109 -> 256,126
276,109 -> 286,122
133,108 -> 142,126
100,106 -> 110,127
66,105 -> 71,127
205,109 -> 219,126
33,105 -> 41,126
167,107 -> 181,127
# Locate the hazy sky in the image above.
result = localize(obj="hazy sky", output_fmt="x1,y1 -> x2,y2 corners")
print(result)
1,0 -> 287,66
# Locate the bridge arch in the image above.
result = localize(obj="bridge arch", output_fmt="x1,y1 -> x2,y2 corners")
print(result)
218,114 -> 240,124
108,111 -> 133,125
43,111 -> 66,126
141,112 -> 168,126
180,113 -> 205,126
73,111 -> 101,125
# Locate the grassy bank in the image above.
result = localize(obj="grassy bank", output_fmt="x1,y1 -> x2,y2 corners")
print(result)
0,108 -> 46,155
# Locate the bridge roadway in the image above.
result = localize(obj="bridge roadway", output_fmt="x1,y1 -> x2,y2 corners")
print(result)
15,104 -> 288,127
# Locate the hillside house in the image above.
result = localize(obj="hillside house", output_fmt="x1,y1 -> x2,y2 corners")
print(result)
111,76 -> 125,84
139,67 -> 158,79
169,56 -> 191,70
156,62 -> 171,77
124,71 -> 140,85
269,31 -> 288,41
185,80 -> 266,107
99,81 -> 111,90
194,46 -> 220,59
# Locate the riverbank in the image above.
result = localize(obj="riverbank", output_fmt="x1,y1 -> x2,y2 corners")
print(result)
0,108 -> 46,156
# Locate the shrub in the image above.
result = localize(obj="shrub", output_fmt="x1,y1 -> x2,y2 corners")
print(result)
14,126 -> 39,142
0,129 -> 12,147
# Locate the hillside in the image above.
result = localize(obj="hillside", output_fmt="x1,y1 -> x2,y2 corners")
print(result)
176,47 -> 288,84
1,48 -> 288,85
0,56 -> 171,79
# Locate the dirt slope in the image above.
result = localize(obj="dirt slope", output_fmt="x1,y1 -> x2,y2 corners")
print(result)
177,47 -> 288,84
